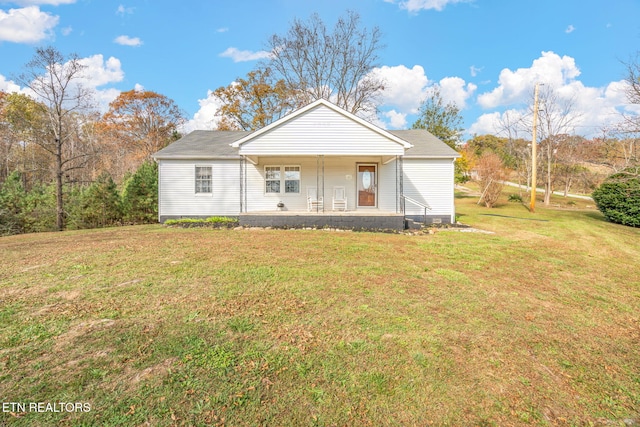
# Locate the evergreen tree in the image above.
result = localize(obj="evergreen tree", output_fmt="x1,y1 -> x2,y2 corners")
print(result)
122,161 -> 158,223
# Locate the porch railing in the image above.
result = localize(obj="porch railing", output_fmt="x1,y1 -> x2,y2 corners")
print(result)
401,195 -> 431,223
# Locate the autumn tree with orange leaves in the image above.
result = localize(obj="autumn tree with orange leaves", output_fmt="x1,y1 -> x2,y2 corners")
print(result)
213,68 -> 299,131
98,90 -> 185,180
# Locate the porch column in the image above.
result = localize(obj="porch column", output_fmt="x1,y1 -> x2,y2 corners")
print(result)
239,156 -> 245,213
398,155 -> 404,214
316,155 -> 325,213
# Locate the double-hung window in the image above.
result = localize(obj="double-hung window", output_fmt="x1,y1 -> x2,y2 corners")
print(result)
265,165 -> 300,194
265,166 -> 281,193
284,166 -> 301,193
195,166 -> 212,194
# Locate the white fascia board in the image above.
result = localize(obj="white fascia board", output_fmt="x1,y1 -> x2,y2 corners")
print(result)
153,155 -> 242,160
403,154 -> 461,159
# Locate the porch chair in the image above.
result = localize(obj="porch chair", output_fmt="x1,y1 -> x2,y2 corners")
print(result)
332,186 -> 347,211
307,187 -> 324,212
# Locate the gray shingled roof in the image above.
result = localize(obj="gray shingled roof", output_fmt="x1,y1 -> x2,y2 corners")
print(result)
153,130 -> 246,159
390,129 -> 460,158
153,128 -> 459,159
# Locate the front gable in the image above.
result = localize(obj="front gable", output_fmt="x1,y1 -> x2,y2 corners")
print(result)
231,99 -> 411,156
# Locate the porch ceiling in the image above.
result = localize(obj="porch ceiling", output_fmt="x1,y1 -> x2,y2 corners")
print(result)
243,154 -> 398,165
240,210 -> 403,217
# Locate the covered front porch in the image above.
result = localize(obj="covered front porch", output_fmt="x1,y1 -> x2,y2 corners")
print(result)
239,155 -> 407,214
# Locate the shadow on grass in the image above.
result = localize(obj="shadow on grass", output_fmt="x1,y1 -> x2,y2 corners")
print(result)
583,211 -> 608,222
479,214 -> 549,222
454,193 -> 476,199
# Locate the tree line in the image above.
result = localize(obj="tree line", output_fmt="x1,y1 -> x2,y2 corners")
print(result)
1,12 -> 639,234
457,71 -> 639,211
0,47 -> 184,235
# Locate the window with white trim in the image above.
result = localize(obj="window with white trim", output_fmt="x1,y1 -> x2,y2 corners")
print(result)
264,165 -> 300,194
284,166 -> 301,193
195,166 -> 212,193
265,166 -> 281,193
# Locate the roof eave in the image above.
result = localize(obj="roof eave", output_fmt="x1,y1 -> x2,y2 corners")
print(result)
153,155 -> 242,160
403,154 -> 461,159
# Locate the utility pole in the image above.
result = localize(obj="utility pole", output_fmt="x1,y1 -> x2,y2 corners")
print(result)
530,82 -> 540,213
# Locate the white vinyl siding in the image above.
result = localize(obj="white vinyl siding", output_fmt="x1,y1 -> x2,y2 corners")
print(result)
159,160 -> 240,217
378,160 -> 399,212
402,158 -> 456,222
238,106 -> 405,156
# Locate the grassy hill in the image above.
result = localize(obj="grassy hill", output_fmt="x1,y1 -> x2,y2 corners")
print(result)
1,192 -> 638,426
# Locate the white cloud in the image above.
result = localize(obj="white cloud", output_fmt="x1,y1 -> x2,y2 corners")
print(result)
386,0 -> 470,12
469,51 -> 637,138
78,55 -> 124,88
10,53 -> 125,113
219,47 -> 271,62
477,51 -> 581,109
216,27 -> 229,33
468,110 -> 524,136
0,6 -> 58,43
76,55 -> 125,111
114,35 -> 142,47
183,90 -> 225,132
438,76 -> 476,109
116,4 -> 134,15
134,83 -> 144,92
369,64 -> 430,114
61,25 -> 71,35
565,24 -> 575,34
0,74 -> 22,93
470,65 -> 483,77
381,109 -> 407,129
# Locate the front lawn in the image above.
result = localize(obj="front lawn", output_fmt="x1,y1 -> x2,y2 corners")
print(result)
1,194 -> 638,426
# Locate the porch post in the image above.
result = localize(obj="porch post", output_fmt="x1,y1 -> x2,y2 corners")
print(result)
239,156 -> 245,213
321,155 -> 325,213
399,156 -> 404,214
315,155 -> 325,213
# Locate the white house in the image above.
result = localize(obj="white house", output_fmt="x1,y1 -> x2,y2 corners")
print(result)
153,99 -> 460,231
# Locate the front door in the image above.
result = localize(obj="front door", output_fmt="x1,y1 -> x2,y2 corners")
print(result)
357,164 -> 377,208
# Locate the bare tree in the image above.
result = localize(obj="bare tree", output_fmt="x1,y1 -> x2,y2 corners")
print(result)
617,53 -> 640,165
533,86 -> 581,204
16,46 -> 94,230
499,85 -> 581,205
264,11 -> 385,118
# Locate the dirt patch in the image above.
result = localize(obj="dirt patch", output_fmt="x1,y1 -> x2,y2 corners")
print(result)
128,357 -> 178,386
54,318 -> 116,351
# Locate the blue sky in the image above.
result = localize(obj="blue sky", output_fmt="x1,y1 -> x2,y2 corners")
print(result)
1,0 -> 639,139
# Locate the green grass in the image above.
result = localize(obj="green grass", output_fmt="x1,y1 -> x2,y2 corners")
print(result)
0,192 -> 639,426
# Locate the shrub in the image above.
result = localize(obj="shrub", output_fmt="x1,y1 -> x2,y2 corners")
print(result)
592,167 -> 640,227
508,194 -> 523,203
164,217 -> 239,228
